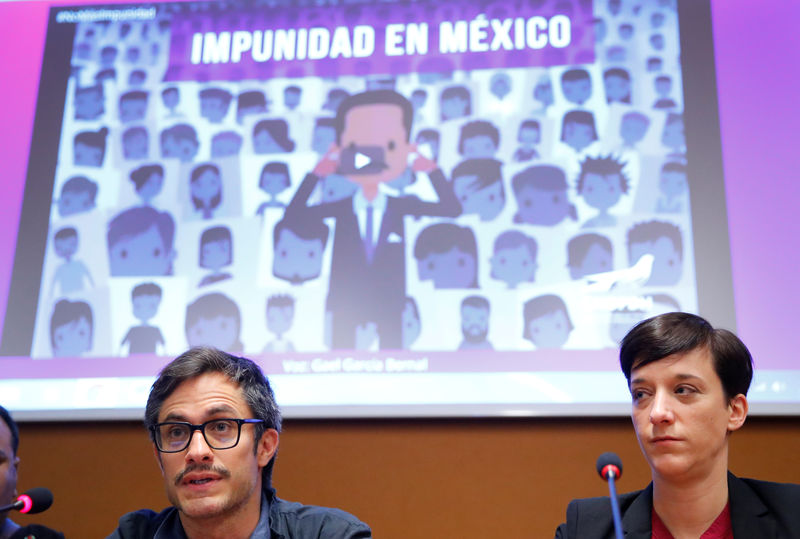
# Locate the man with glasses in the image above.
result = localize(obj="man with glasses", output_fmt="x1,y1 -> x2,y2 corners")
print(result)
108,347 -> 371,538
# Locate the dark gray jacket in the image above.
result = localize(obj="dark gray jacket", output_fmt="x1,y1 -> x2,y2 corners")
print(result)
108,489 -> 371,539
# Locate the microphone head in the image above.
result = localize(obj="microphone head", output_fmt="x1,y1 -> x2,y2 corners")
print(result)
17,487 -> 53,514
596,452 -> 623,481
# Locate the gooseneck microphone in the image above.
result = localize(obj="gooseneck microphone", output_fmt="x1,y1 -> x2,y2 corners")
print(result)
0,487 -> 54,514
596,453 -> 624,539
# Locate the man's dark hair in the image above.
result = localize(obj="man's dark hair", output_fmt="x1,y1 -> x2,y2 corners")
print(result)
314,117 -> 336,130
334,90 -> 414,143
199,87 -> 233,105
522,294 -> 573,340
416,128 -> 439,143
120,90 -> 148,104
144,347 -> 282,488
107,206 -> 175,253
577,155 -> 630,194
604,67 -> 630,81
567,233 -> 612,267
458,120 -> 500,154
493,230 -> 537,260
452,158 -> 503,192
0,404 -> 19,456
260,162 -> 290,188
620,312 -> 753,401
519,119 -> 540,132
512,164 -> 568,194
74,127 -> 109,151
273,216 -> 329,248
560,110 -> 598,142
61,176 -> 98,198
561,68 -> 590,83
54,226 -> 78,242
413,223 -> 477,261
462,295 -> 489,311
253,119 -> 295,152
627,220 -> 683,260
132,282 -> 162,300
439,85 -> 472,117
130,164 -> 164,191
161,123 -> 197,145
237,90 -> 266,112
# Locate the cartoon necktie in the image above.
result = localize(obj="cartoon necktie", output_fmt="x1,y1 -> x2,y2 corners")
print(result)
364,204 -> 375,263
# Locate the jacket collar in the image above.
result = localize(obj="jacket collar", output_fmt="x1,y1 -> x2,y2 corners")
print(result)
264,487 -> 285,539
728,472 -> 776,538
620,473 -> 777,538
622,482 -> 653,539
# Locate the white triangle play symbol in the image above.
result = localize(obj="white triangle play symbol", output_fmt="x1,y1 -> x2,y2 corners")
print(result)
354,152 -> 371,170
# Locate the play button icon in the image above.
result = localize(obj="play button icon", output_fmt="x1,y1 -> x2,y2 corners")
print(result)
354,152 -> 371,170
338,145 -> 387,175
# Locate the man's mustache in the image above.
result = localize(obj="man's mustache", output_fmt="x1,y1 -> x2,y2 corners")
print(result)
174,463 -> 231,486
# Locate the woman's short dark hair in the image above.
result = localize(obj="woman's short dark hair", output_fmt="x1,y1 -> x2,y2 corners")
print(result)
620,312 -> 753,401
144,347 -> 282,487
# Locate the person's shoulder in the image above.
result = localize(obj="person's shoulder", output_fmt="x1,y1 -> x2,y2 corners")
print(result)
106,507 -> 175,539
566,487 -> 643,514
729,474 -> 800,536
9,524 -> 65,539
271,496 -> 372,538
555,488 -> 646,539
736,475 -> 800,504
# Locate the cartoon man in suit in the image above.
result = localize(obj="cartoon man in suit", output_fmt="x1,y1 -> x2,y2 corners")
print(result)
286,90 -> 460,349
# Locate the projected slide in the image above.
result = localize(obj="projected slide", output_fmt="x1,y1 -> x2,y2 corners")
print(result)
0,0 -> 733,417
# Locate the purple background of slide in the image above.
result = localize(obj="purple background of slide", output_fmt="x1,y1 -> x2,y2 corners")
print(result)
0,0 -> 798,370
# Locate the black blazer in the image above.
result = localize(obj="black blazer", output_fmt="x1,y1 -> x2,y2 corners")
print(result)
554,473 -> 800,539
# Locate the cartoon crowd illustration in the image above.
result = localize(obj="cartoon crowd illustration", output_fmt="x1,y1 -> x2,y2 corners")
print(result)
32,0 -> 696,359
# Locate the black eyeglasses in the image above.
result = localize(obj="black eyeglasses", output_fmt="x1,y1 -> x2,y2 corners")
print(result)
151,418 -> 265,453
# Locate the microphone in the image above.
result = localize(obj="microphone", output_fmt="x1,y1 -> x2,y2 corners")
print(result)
596,453 -> 624,539
596,451 -> 623,481
0,488 -> 53,514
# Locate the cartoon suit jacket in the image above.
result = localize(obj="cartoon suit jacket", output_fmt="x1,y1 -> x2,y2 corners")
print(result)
286,169 -> 460,349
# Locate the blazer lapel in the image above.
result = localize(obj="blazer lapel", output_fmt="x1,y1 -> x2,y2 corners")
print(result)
729,472 -> 777,538
622,483 -> 653,539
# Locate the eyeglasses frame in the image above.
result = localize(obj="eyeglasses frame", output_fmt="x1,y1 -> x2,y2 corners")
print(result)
151,418 -> 265,453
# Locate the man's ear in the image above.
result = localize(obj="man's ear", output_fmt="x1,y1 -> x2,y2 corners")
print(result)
727,394 -> 748,432
257,429 -> 279,468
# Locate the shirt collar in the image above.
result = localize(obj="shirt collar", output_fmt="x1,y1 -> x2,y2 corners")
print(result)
154,491 -> 271,539
250,491 -> 271,538
353,185 -> 389,214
